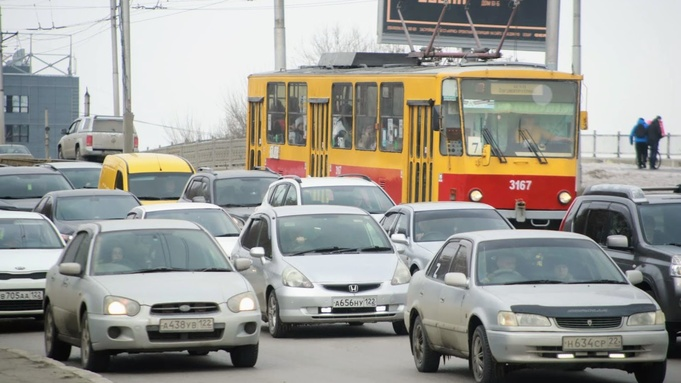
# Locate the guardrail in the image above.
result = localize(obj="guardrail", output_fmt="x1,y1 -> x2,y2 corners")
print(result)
144,132 -> 681,170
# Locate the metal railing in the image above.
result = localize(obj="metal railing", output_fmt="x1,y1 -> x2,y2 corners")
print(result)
145,132 -> 681,170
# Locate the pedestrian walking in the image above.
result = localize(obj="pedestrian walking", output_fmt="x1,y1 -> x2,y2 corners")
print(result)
630,117 -> 648,169
647,116 -> 665,169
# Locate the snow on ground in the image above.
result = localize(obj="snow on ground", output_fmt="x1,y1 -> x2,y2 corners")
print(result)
579,159 -> 681,191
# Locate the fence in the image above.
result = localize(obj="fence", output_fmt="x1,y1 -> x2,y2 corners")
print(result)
146,132 -> 681,170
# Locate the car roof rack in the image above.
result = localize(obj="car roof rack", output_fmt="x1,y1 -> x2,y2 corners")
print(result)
640,185 -> 681,194
337,174 -> 372,182
582,184 -> 647,202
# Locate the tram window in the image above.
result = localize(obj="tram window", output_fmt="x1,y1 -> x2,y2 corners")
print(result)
355,83 -> 378,151
267,82 -> 286,144
379,83 -> 404,153
287,83 -> 307,146
332,83 -> 353,149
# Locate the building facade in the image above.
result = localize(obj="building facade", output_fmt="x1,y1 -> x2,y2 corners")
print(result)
2,58 -> 79,159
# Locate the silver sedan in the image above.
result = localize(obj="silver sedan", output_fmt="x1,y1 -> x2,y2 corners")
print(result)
43,219 -> 260,372
405,230 -> 668,383
232,205 -> 410,337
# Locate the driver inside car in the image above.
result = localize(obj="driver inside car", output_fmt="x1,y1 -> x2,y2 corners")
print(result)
483,252 -> 524,283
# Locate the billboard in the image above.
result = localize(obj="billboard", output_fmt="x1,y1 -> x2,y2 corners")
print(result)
378,0 -> 547,52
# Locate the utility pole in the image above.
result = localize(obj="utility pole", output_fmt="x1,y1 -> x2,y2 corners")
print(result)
545,0 -> 560,70
573,0 -> 583,192
110,0 -> 121,116
44,109 -> 50,159
0,6 -> 5,145
120,0 -> 134,153
274,0 -> 286,71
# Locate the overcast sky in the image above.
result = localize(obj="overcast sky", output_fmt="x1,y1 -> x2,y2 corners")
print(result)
2,0 -> 679,150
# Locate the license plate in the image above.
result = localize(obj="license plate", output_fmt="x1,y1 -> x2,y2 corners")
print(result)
0,290 -> 43,301
562,336 -> 623,351
332,296 -> 376,308
158,318 -> 214,333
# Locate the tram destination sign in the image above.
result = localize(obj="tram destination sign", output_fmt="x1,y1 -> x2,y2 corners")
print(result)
378,0 -> 547,52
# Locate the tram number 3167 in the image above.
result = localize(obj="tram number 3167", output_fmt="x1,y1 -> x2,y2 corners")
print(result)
509,180 -> 532,190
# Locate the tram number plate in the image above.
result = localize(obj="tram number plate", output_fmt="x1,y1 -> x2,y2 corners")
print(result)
159,318 -> 214,333
332,297 -> 376,308
562,336 -> 622,351
0,290 -> 43,301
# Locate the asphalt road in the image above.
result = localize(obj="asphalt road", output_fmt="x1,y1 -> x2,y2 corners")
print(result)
1,318 -> 679,383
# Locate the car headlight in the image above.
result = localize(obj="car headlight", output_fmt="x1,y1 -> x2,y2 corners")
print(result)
628,310 -> 666,326
227,291 -> 257,313
282,266 -> 313,288
670,255 -> 681,277
498,311 -> 550,327
104,296 -> 140,316
391,260 -> 411,285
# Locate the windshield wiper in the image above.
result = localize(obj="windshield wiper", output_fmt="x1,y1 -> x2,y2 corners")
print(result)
136,196 -> 162,200
663,242 -> 681,247
583,279 -> 627,284
216,233 -> 239,237
288,247 -> 353,256
195,267 -> 231,272
506,280 -> 564,285
517,128 -> 548,164
131,267 -> 185,273
358,246 -> 393,252
482,128 -> 507,163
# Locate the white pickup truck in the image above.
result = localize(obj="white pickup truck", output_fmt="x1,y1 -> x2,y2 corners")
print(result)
57,115 -> 137,161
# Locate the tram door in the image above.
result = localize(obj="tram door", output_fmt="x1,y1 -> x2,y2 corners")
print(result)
406,101 -> 434,203
247,98 -> 264,169
309,99 -> 330,177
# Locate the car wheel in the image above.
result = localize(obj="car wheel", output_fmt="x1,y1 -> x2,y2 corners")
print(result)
80,313 -> 110,372
267,291 -> 289,338
411,315 -> 440,372
57,147 -> 64,159
470,325 -> 506,383
75,146 -> 83,160
230,343 -> 259,368
187,350 -> 209,356
44,304 -> 71,361
634,361 -> 666,383
393,320 -> 408,335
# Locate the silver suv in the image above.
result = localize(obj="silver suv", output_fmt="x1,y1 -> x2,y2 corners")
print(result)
57,115 -> 138,161
259,175 -> 395,221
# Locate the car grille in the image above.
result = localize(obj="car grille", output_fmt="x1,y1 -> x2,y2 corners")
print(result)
555,317 -> 622,329
150,302 -> 219,315
322,283 -> 382,293
0,272 -> 46,280
0,300 -> 42,312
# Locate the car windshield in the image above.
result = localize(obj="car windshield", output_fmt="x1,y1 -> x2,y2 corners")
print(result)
58,168 -> 101,189
145,209 -> 240,236
475,237 -> 627,286
0,174 -> 73,199
0,145 -> 32,155
301,185 -> 395,214
277,213 -> 392,256
129,172 -> 193,200
91,229 -> 231,276
214,177 -> 276,207
92,119 -> 124,133
0,218 -> 64,249
414,209 -> 512,242
56,195 -> 139,221
638,203 -> 681,246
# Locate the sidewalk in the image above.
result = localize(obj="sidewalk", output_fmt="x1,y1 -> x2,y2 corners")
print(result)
0,348 -> 112,383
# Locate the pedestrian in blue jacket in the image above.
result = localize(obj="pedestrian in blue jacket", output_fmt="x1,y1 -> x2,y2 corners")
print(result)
630,118 -> 648,169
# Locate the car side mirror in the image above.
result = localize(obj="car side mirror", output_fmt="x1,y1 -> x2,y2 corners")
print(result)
233,258 -> 253,272
606,234 -> 629,249
626,270 -> 643,285
391,233 -> 408,245
60,128 -> 68,135
59,262 -> 81,277
249,247 -> 265,258
444,272 -> 468,288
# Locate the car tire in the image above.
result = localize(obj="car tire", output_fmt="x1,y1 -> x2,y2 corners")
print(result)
80,313 -> 110,372
470,325 -> 506,383
267,291 -> 289,338
44,304 -> 71,361
411,315 -> 440,372
57,147 -> 64,159
634,361 -> 666,383
393,320 -> 408,335
75,146 -> 83,160
230,343 -> 259,368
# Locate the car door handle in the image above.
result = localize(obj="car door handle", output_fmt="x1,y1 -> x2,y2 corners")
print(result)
440,297 -> 445,303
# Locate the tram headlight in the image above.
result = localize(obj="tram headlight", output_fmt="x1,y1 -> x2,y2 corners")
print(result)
558,190 -> 572,205
469,189 -> 483,202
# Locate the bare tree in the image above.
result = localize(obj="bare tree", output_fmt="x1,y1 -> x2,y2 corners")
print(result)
216,90 -> 247,139
163,114 -> 210,145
